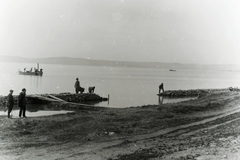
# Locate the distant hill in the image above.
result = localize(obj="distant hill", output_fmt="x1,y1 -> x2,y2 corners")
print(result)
0,55 -> 240,71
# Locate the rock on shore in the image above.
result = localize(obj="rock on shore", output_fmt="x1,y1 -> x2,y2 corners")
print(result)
52,93 -> 108,103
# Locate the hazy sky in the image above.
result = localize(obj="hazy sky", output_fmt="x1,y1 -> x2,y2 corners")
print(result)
0,0 -> 240,64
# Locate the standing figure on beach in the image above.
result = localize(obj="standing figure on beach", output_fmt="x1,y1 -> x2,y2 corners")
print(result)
7,90 -> 14,118
18,88 -> 27,118
74,78 -> 80,94
159,83 -> 164,94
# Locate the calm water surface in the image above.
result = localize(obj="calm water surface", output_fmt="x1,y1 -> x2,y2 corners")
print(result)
0,110 -> 73,118
0,62 -> 240,108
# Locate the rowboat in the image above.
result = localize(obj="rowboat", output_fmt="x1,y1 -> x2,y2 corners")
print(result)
18,63 -> 43,76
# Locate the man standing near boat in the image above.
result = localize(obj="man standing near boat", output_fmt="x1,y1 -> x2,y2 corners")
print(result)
7,90 -> 14,118
74,78 -> 80,94
18,88 -> 27,118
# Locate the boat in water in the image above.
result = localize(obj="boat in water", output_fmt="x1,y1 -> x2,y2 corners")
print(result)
18,63 -> 43,76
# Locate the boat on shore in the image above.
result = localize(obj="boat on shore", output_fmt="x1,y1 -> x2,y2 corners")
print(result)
18,63 -> 43,76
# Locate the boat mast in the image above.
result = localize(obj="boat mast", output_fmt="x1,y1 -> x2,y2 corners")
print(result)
37,63 -> 39,70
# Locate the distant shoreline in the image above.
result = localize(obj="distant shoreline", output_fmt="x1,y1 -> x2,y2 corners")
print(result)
1,55 -> 240,71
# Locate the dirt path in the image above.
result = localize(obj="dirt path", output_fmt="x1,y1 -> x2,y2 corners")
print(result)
73,106 -> 240,160
1,91 -> 240,160
3,104 -> 239,160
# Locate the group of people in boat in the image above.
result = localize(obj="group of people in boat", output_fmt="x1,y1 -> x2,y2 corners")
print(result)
23,67 -> 43,74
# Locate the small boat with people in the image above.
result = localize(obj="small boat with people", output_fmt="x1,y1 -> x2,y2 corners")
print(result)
18,63 -> 43,76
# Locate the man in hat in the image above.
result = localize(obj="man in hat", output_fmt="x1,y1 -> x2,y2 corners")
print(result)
18,88 -> 27,118
7,90 -> 14,118
74,78 -> 80,94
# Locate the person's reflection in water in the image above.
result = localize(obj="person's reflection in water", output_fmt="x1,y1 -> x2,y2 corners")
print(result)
158,96 -> 164,105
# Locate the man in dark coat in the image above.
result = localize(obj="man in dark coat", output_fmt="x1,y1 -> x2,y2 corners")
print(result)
74,78 -> 80,94
18,88 -> 27,118
7,90 -> 14,118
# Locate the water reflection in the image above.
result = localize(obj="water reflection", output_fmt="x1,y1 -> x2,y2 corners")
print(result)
25,104 -> 47,112
0,110 -> 73,118
158,96 -> 164,105
158,96 -> 197,105
0,104 -> 73,118
81,101 -> 106,106
23,75 -> 42,94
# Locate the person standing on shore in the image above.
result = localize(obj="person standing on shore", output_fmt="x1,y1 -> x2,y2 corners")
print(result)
18,88 -> 27,118
74,78 -> 80,94
7,90 -> 14,118
159,83 -> 164,94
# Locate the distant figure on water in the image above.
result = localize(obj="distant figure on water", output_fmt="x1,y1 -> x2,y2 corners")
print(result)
159,83 -> 164,94
88,86 -> 95,93
74,78 -> 80,94
18,88 -> 27,118
7,90 -> 14,118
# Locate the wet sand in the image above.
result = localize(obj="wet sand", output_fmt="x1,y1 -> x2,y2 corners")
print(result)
0,90 -> 240,159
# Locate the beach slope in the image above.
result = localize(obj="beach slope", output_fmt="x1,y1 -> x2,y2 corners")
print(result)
0,90 -> 240,160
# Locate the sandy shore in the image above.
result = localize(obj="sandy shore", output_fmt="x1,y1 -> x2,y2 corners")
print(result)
0,89 -> 240,159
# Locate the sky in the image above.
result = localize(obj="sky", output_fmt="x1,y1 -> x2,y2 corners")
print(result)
0,0 -> 240,64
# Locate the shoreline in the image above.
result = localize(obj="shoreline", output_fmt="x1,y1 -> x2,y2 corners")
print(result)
158,87 -> 236,97
0,87 -> 235,106
0,89 -> 240,159
0,93 -> 108,107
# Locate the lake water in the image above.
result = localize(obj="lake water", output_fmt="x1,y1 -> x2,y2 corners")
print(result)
0,62 -> 240,108
0,103 -> 73,117
0,110 -> 73,118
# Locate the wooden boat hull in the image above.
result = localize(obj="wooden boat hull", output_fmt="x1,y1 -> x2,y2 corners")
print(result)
18,70 -> 43,76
